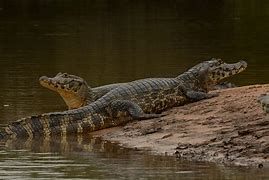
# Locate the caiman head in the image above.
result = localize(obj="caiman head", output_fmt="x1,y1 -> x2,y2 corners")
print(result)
39,72 -> 91,109
189,58 -> 247,91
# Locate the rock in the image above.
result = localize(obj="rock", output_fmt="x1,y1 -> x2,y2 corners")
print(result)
257,94 -> 269,113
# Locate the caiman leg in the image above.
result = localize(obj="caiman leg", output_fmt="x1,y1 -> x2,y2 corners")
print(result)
109,100 -> 163,120
185,90 -> 218,101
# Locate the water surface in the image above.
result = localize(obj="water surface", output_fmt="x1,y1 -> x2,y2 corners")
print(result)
1,135 -> 269,180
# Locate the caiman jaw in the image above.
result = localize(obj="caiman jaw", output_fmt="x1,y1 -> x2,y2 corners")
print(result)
39,75 -> 80,93
209,60 -> 247,82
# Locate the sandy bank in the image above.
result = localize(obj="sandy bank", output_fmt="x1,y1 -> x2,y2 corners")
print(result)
92,84 -> 269,167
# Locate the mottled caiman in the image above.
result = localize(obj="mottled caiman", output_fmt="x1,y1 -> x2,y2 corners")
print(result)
0,58 -> 247,140
40,73 -> 237,110
39,72 -> 125,109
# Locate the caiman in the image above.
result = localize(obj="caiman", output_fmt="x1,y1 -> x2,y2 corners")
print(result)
0,58 -> 247,140
39,73 -> 125,109
40,73 -> 237,110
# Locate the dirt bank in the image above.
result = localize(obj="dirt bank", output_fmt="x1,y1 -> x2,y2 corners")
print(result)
92,84 -> 269,167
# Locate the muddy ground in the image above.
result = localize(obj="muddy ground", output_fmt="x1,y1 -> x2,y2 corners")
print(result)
92,84 -> 269,167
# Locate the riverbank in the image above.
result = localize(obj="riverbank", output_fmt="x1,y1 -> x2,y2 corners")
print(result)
92,84 -> 269,167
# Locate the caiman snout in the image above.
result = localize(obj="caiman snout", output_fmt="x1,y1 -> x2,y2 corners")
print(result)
39,75 -> 56,90
208,59 -> 247,82
238,60 -> 247,69
226,60 -> 247,74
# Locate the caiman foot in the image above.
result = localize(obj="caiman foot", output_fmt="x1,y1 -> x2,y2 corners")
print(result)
136,113 -> 163,120
186,91 -> 219,101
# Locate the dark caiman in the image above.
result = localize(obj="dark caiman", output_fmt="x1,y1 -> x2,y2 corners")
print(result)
0,58 -> 247,140
39,73 -> 125,109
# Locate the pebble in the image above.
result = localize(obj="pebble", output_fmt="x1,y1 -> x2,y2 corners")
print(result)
161,133 -> 173,139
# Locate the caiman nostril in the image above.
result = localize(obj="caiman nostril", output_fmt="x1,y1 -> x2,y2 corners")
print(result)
39,76 -> 48,82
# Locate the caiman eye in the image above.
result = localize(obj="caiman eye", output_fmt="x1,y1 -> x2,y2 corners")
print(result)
61,73 -> 68,78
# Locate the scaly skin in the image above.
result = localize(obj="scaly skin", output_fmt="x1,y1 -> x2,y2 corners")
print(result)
0,58 -> 247,140
39,73 -> 125,109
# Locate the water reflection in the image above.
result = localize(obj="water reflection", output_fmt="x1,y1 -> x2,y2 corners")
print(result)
0,134 -> 268,179
0,135 -> 204,179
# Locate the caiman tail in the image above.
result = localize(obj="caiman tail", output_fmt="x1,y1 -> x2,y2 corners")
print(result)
7,113 -> 81,138
0,98 -> 144,140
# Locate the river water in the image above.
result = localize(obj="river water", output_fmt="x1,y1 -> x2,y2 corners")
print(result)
1,0 -> 269,179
